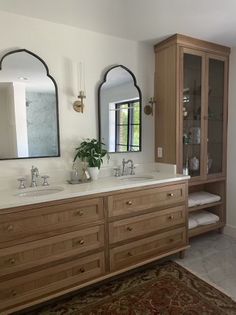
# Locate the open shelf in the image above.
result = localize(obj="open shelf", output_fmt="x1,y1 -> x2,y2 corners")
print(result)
188,201 -> 223,213
188,221 -> 224,238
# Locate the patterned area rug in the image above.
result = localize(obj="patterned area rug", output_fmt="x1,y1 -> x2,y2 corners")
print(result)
22,261 -> 236,315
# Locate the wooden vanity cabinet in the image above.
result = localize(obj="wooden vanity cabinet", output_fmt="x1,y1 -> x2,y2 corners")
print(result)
154,34 -> 230,237
0,180 -> 188,314
108,182 -> 188,272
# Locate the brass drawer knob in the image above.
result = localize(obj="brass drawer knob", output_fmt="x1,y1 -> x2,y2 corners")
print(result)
78,239 -> 85,245
79,267 -> 85,273
126,226 -> 133,232
7,224 -> 14,231
74,210 -> 84,216
127,252 -> 133,256
126,200 -> 132,206
9,258 -> 15,265
11,290 -> 17,297
167,193 -> 174,197
168,215 -> 174,220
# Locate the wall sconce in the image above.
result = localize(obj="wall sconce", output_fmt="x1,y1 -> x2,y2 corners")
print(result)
144,97 -> 156,116
73,62 -> 86,113
73,91 -> 86,113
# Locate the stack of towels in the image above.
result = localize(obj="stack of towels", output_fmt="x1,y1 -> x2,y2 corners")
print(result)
188,191 -> 221,230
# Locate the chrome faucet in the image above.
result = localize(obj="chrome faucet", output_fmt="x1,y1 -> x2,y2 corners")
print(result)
30,166 -> 39,187
122,159 -> 135,176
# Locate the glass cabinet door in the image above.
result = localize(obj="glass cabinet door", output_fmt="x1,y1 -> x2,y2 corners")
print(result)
182,52 -> 204,178
207,57 -> 226,176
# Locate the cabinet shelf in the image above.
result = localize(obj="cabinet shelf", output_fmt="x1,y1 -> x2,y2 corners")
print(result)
188,221 -> 224,238
188,201 -> 223,213
155,34 -> 229,240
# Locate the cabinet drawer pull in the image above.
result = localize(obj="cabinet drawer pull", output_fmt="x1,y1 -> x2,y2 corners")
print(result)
127,252 -> 133,256
79,267 -> 85,273
7,224 -> 14,231
9,258 -> 15,265
11,290 -> 17,297
168,215 -> 174,220
126,226 -> 133,232
169,238 -> 174,243
78,239 -> 85,245
167,193 -> 174,197
74,210 -> 84,216
126,200 -> 133,206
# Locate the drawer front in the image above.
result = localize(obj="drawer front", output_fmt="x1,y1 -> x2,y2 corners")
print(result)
110,227 -> 186,271
108,183 -> 186,217
0,225 -> 104,276
0,252 -> 105,311
0,198 -> 103,246
109,206 -> 186,244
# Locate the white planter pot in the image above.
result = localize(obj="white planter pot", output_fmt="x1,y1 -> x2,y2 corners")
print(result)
88,167 -> 100,181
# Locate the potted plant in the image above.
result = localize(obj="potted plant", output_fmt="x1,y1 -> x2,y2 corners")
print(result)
73,138 -> 109,180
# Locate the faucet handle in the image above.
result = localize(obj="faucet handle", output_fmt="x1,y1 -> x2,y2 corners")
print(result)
113,167 -> 121,177
17,178 -> 26,189
41,175 -> 50,186
129,165 -> 136,175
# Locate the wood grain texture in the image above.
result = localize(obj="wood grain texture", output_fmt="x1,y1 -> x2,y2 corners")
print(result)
110,227 -> 186,271
0,181 -> 189,314
108,183 -> 186,217
154,34 -> 229,239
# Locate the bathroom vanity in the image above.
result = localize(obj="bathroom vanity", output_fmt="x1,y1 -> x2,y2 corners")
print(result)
0,174 -> 188,314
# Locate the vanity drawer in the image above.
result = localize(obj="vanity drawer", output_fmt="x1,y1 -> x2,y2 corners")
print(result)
108,183 -> 186,217
0,198 -> 104,246
0,225 -> 104,276
109,206 -> 186,244
0,252 -> 105,311
110,227 -> 186,271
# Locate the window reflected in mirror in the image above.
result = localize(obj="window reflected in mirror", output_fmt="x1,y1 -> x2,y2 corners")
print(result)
0,49 -> 60,160
98,65 -> 141,153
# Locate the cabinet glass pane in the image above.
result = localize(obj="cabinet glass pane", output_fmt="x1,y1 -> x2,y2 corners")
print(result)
183,53 -> 202,177
207,58 -> 224,175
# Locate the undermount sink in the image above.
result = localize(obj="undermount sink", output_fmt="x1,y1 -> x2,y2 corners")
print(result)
16,186 -> 64,197
119,175 -> 154,182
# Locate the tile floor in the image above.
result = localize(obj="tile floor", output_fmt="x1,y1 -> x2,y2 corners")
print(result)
175,231 -> 236,301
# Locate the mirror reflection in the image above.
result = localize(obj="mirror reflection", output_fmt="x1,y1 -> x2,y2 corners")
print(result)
0,49 -> 60,160
98,65 -> 142,153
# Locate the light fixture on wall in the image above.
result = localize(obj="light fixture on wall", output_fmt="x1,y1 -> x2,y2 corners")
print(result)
144,97 -> 156,116
73,90 -> 86,113
73,62 -> 86,113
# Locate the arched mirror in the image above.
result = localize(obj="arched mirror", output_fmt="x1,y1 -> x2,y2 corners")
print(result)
98,65 -> 142,153
0,49 -> 60,160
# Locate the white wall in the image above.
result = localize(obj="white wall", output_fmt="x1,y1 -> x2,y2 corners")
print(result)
226,47 -> 236,235
0,11 -> 154,188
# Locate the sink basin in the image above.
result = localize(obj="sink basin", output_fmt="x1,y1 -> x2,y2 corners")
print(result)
16,186 -> 64,197
119,175 -> 154,182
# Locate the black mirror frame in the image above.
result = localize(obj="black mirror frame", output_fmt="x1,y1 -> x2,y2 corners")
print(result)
98,64 -> 142,153
0,48 -> 60,160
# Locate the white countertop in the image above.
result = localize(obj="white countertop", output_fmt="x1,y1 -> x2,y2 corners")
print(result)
0,171 -> 189,210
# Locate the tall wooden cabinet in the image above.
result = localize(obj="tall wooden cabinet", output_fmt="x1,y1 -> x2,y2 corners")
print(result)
154,34 -> 230,237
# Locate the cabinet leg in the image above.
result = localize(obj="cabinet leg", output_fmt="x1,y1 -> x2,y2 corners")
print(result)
179,250 -> 185,259
218,227 -> 224,234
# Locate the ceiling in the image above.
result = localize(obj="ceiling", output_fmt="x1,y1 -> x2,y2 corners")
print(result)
0,0 -> 235,46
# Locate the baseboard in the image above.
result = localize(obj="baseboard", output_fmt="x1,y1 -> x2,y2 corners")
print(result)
223,224 -> 236,238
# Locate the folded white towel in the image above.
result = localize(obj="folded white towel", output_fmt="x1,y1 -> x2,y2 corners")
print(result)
188,191 -> 221,207
190,210 -> 219,226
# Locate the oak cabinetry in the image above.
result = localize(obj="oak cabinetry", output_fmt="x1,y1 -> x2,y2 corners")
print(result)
107,183 -> 186,217
110,227 -> 186,271
108,182 -> 188,272
154,34 -> 230,237
0,180 -> 188,314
